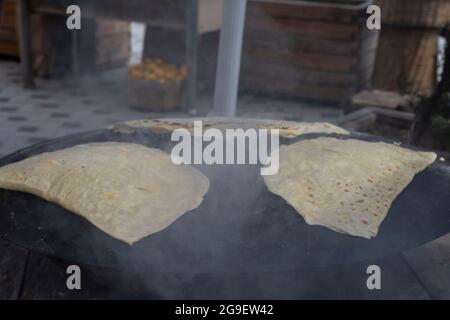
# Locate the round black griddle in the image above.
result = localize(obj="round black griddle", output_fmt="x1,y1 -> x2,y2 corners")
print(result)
0,127 -> 449,274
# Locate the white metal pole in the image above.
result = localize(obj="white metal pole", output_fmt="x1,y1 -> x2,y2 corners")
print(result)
212,0 -> 247,116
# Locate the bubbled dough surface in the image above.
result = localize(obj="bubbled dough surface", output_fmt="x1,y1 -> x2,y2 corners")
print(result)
0,142 -> 210,244
264,138 -> 436,239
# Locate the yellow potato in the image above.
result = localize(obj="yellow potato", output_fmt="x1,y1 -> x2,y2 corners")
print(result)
129,59 -> 189,82
154,68 -> 164,77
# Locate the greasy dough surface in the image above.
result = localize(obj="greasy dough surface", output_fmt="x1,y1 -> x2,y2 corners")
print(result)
0,142 -> 209,244
112,117 -> 349,138
264,138 -> 437,239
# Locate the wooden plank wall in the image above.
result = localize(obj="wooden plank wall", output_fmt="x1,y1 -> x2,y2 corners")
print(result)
95,19 -> 130,71
373,29 -> 437,95
240,1 -> 379,104
375,0 -> 450,29
372,0 -> 449,95
31,14 -> 130,76
0,0 -> 19,57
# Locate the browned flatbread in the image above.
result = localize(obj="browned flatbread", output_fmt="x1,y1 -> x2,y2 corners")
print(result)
263,138 -> 436,239
112,117 -> 349,138
0,142 -> 209,244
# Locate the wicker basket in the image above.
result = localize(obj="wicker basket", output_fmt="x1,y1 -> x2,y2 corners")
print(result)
128,77 -> 185,111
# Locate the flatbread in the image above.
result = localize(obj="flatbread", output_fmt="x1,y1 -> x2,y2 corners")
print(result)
112,117 -> 349,138
263,138 -> 436,239
0,142 -> 209,244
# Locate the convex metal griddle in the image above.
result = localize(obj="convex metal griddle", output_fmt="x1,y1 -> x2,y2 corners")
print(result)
0,120 -> 449,275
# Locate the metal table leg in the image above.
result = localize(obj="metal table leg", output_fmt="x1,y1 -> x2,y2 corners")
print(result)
213,0 -> 247,116
186,0 -> 198,114
18,0 -> 35,89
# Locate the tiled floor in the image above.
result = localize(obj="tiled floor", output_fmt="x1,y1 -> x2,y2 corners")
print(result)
0,61 -> 181,157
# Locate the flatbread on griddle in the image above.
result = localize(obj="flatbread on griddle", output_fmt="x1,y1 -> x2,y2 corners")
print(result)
263,138 -> 436,239
112,117 -> 349,138
0,142 -> 209,244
